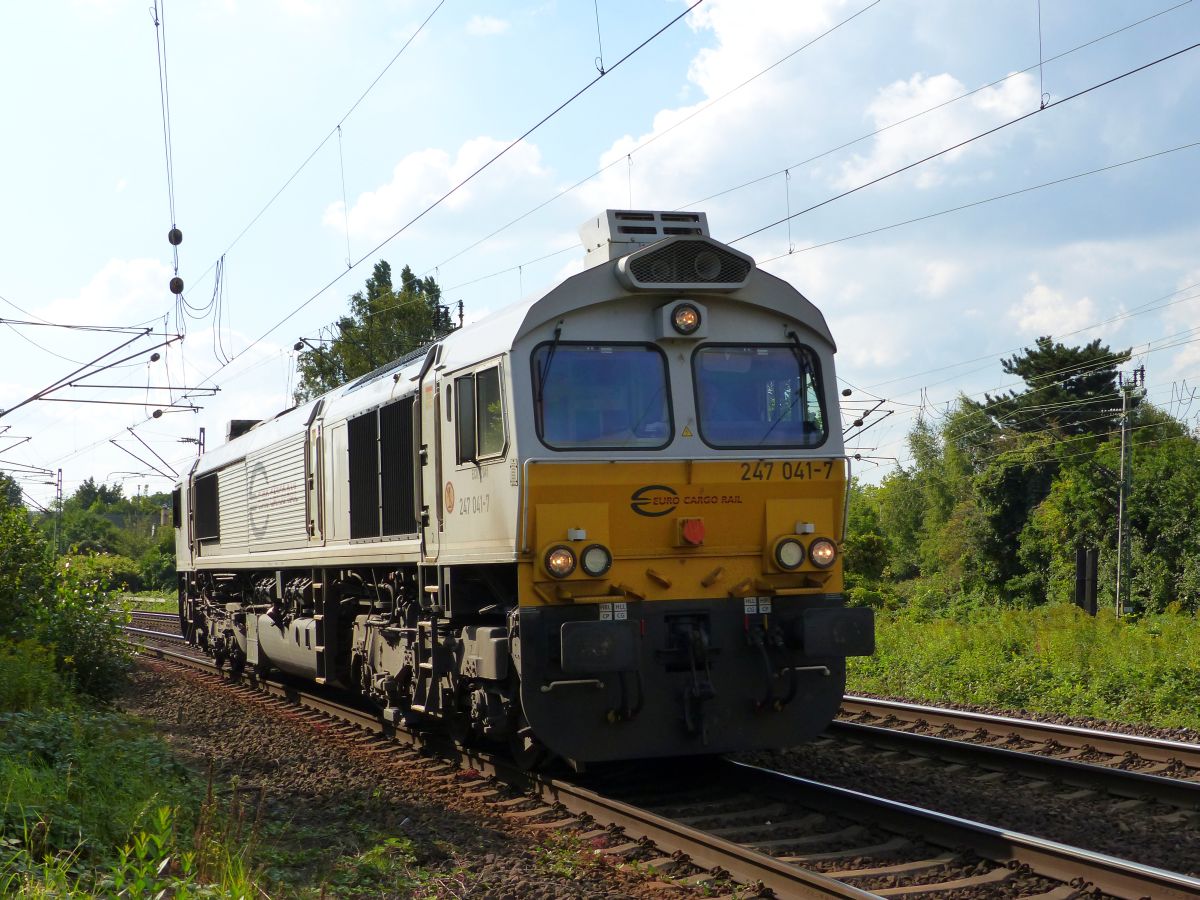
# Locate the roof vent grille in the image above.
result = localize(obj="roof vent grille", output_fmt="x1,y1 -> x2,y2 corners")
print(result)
617,238 -> 753,292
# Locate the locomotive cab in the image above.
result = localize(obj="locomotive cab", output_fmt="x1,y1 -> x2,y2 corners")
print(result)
506,211 -> 874,762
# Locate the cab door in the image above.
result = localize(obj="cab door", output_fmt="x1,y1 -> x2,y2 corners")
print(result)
419,359 -> 442,562
304,399 -> 325,544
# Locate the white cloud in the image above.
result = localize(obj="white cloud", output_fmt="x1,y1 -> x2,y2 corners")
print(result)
685,0 -> 851,96
115,178 -> 127,193
35,258 -> 173,324
326,137 -> 549,243
1160,268 -> 1200,379
466,15 -> 509,36
836,71 -> 1038,189
1011,278 -> 1098,336
920,260 -> 963,298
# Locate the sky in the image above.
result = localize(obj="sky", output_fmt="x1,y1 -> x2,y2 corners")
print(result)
1,0 -> 1198,507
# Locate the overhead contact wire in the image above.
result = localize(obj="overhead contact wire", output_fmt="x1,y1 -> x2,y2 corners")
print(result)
732,41 -> 1200,244
195,0 -> 706,389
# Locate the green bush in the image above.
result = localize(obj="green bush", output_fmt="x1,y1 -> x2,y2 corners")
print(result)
59,552 -> 141,594
37,564 -> 132,700
0,504 -> 53,644
848,603 -> 1200,729
137,528 -> 176,592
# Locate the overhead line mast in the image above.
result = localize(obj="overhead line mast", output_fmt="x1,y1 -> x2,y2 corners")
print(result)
1114,365 -> 1146,616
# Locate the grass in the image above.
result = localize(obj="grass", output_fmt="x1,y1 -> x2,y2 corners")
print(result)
120,592 -> 176,613
847,602 -> 1200,730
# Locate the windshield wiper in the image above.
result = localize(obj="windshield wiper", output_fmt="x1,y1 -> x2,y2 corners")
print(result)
756,331 -> 811,446
534,321 -> 563,432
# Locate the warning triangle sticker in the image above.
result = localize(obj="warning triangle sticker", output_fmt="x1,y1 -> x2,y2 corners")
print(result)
682,425 -> 694,437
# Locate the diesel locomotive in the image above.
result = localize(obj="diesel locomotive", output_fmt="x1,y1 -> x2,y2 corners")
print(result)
173,209 -> 874,766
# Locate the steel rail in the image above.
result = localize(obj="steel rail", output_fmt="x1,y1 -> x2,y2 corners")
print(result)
842,695 -> 1200,768
124,625 -> 187,642
830,719 -> 1200,808
130,645 -> 1200,898
128,610 -> 178,623
726,760 -> 1200,900
131,643 -> 870,897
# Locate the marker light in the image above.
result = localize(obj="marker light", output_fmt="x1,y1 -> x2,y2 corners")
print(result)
809,538 -> 838,569
580,544 -> 613,577
671,303 -> 702,335
774,537 -> 805,570
545,545 -> 577,578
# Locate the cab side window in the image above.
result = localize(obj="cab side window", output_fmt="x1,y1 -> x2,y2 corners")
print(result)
454,364 -> 506,463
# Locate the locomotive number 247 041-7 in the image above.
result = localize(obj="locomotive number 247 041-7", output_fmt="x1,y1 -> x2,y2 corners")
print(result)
739,460 -> 835,481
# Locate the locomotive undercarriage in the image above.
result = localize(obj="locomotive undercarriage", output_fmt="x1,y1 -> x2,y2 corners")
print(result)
180,563 -> 524,749
180,565 -> 874,765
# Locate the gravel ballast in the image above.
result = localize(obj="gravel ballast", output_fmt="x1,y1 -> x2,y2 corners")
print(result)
738,737 -> 1200,877
118,659 -> 698,899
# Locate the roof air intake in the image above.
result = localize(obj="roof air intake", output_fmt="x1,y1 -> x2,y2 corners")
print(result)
616,237 -> 753,292
579,209 -> 709,269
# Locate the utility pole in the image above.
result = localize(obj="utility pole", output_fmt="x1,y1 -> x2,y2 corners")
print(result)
52,468 -> 62,555
1114,365 -> 1145,616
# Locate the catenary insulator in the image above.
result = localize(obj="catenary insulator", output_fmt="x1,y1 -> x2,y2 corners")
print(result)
168,228 -> 183,246
170,276 -> 184,295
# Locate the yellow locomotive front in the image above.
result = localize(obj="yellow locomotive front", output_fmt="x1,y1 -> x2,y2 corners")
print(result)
508,211 -> 874,764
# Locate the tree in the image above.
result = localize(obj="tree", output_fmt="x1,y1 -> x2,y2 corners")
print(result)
0,471 -> 21,508
294,262 -> 452,401
978,337 -> 1130,437
73,477 -> 124,509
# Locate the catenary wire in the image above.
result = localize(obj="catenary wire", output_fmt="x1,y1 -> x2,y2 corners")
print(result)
421,0 -> 885,278
184,0 -> 448,294
755,140 -> 1200,265
185,1 -> 705,394
731,41 -> 1200,244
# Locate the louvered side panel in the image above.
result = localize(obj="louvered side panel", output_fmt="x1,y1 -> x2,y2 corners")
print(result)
248,433 -> 308,551
207,463 -> 248,555
380,397 -> 417,537
348,411 -> 380,539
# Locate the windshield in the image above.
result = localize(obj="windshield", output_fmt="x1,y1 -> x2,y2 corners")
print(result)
693,344 -> 827,448
533,343 -> 672,449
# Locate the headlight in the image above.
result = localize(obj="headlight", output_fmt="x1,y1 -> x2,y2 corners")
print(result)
809,538 -> 838,569
544,545 -> 577,578
773,537 -> 805,570
580,544 -> 612,577
671,303 -> 702,335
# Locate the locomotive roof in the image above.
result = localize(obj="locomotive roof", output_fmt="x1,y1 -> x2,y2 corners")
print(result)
188,238 -> 834,480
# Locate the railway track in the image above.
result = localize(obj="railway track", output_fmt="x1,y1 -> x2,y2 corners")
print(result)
122,629 -> 1200,898
833,696 -> 1200,809
124,610 -> 188,646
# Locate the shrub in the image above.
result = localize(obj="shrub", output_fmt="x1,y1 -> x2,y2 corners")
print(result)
58,553 -> 141,594
37,564 -> 132,700
0,504 -> 53,643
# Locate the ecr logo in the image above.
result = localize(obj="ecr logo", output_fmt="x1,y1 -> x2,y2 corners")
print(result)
630,484 -> 678,517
